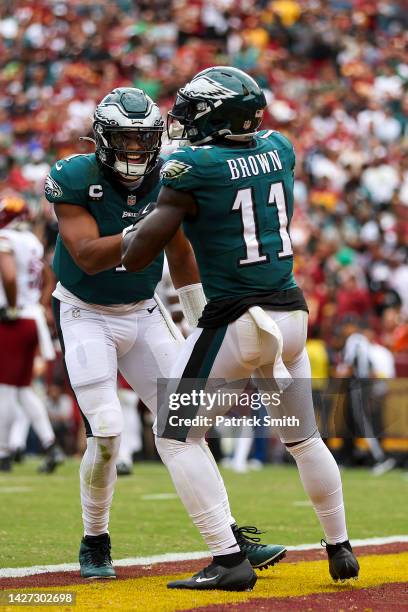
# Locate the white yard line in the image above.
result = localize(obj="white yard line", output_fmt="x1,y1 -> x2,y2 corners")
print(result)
286,535 -> 408,551
1,535 -> 408,579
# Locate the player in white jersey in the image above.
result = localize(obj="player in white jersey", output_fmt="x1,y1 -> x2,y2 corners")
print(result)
0,194 -> 62,473
0,227 -> 42,310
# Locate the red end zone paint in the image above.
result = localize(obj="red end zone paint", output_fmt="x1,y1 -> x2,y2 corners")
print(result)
181,582 -> 408,612
1,542 -> 407,590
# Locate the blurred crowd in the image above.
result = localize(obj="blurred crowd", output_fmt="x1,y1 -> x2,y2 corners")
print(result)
0,0 -> 407,465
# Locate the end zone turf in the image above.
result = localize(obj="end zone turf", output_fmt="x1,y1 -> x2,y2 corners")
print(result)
1,462 -> 407,609
2,461 -> 408,569
1,541 -> 407,612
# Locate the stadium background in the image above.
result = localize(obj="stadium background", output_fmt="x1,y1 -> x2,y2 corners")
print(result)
0,0 -> 407,469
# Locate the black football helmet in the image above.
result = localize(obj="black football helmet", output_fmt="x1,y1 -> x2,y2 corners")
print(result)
167,66 -> 266,145
93,88 -> 164,179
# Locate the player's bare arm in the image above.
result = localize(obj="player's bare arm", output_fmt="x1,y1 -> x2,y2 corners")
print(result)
40,261 -> 58,325
165,228 -> 200,289
40,261 -> 56,307
165,224 -> 206,327
122,186 -> 195,272
54,203 -> 123,275
0,245 -> 17,308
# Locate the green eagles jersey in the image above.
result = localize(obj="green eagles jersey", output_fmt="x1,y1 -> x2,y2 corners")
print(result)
45,153 -> 163,305
160,130 -> 297,302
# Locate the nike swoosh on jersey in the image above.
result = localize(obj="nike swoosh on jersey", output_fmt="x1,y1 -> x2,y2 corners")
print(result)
56,162 -> 63,171
195,575 -> 219,583
147,305 -> 158,314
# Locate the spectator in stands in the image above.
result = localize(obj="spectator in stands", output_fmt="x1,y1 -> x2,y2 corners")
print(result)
0,0 -> 406,462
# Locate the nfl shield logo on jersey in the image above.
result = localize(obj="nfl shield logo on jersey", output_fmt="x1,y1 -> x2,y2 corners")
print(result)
127,194 -> 137,206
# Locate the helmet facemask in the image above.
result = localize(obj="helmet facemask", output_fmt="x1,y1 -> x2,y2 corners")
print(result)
167,91 -> 232,145
96,125 -> 163,178
93,88 -> 164,180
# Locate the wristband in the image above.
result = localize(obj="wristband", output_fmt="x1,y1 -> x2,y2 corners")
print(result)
176,283 -> 207,328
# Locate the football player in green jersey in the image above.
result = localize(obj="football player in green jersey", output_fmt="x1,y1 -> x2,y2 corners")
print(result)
46,87 -> 286,582
122,67 -> 359,590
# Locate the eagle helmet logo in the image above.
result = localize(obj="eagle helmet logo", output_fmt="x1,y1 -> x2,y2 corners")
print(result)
182,77 -> 238,101
167,66 -> 266,145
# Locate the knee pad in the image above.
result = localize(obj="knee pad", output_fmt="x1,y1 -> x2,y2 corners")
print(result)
285,434 -> 322,459
76,384 -> 123,437
155,435 -> 199,465
92,405 -> 123,437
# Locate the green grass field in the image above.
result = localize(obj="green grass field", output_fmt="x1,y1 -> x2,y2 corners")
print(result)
1,459 -> 407,568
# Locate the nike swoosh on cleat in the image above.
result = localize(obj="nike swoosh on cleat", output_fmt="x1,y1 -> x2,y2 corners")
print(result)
195,575 -> 219,583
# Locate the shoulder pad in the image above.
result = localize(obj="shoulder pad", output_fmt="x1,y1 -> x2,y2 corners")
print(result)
258,129 -> 294,151
50,154 -> 97,184
45,154 -> 97,203
272,131 -> 294,152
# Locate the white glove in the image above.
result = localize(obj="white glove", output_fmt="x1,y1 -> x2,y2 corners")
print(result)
176,283 -> 207,328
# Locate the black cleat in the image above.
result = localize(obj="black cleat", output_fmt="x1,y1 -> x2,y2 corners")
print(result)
167,559 -> 257,591
79,533 -> 116,579
0,456 -> 12,472
12,448 -> 25,464
116,461 -> 132,476
323,540 -> 360,582
232,524 -> 286,570
38,443 -> 64,474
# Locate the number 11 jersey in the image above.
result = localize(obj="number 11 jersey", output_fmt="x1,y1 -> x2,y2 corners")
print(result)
160,130 -> 305,315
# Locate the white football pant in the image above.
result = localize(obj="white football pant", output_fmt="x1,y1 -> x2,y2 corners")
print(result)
54,297 -> 236,538
156,310 -> 349,550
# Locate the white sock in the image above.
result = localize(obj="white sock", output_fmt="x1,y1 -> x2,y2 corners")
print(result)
231,428 -> 253,473
80,436 -> 120,536
9,405 -> 30,452
117,389 -> 142,466
156,436 -> 239,555
287,436 -> 348,544
0,385 -> 18,457
17,387 -> 55,449
200,439 -> 236,525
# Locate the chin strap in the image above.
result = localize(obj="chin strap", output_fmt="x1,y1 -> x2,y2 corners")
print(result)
176,283 -> 207,328
225,133 -> 256,141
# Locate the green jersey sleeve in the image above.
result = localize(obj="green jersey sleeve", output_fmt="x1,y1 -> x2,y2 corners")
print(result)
262,130 -> 296,171
44,154 -> 95,207
159,148 -> 204,192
